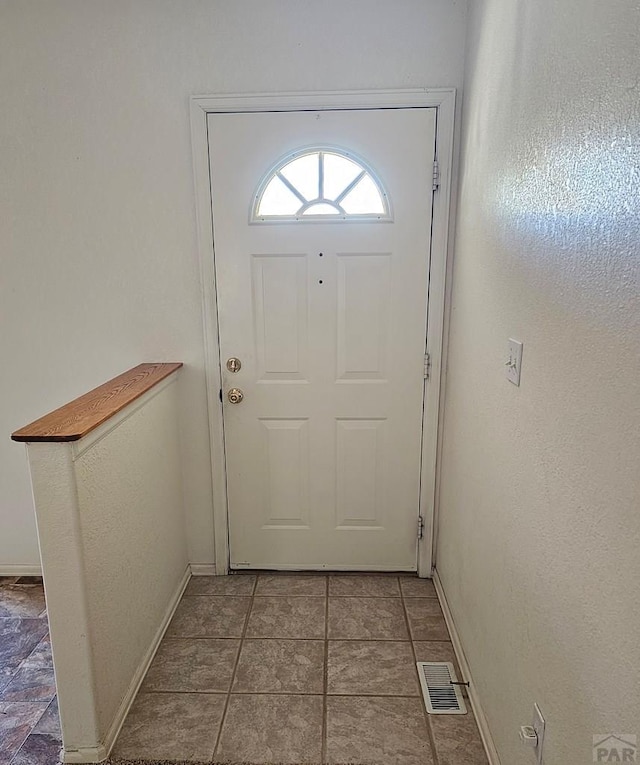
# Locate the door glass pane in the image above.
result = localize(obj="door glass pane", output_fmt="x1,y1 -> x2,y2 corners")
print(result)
258,176 -> 302,216
280,154 -> 320,202
303,203 -> 340,215
340,175 -> 385,215
323,153 -> 362,200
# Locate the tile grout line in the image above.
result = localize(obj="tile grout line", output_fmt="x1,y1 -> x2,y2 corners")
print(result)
184,593 -> 412,598
321,576 -> 329,765
7,725 -> 40,765
144,689 -> 423,697
155,633 -> 457,642
400,578 -> 441,765
210,573 -> 258,761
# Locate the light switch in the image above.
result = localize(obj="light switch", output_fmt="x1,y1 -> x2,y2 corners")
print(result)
506,339 -> 523,386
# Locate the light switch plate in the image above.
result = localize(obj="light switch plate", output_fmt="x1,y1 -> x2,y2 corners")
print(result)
506,339 -> 523,386
532,703 -> 545,764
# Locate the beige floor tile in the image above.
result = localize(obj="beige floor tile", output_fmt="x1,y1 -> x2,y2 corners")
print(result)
400,577 -> 438,598
326,695 -> 434,765
185,575 -> 256,597
216,694 -> 323,764
246,597 -> 326,639
404,598 -> 450,641
430,713 -> 489,765
328,597 -> 409,640
166,596 -> 250,638
142,638 -> 240,693
256,574 -> 327,597
329,575 -> 400,597
113,692 -> 225,761
413,640 -> 463,682
327,641 -> 419,696
233,638 -> 324,694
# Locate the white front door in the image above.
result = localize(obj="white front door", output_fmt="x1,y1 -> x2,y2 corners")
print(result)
208,107 -> 436,570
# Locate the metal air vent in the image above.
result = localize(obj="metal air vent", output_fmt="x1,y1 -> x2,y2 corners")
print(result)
417,661 -> 467,715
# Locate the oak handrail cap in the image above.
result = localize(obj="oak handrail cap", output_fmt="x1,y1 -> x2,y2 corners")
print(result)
11,362 -> 183,443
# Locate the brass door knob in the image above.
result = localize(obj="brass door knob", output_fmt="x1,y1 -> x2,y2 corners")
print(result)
227,388 -> 244,404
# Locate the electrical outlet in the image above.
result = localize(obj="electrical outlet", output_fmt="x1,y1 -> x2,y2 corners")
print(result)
520,704 -> 545,763
532,703 -> 545,764
505,339 -> 523,386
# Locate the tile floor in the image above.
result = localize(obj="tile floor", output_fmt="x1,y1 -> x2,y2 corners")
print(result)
0,576 -> 61,765
113,573 -> 488,765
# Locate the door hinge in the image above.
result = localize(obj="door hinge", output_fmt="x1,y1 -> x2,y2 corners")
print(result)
423,352 -> 431,379
432,159 -> 440,191
418,514 -> 425,540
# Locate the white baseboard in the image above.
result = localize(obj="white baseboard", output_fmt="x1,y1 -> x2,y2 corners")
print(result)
231,564 -> 416,571
190,563 -> 217,576
62,744 -> 108,764
433,569 -> 501,765
62,565 -> 191,763
0,564 -> 42,577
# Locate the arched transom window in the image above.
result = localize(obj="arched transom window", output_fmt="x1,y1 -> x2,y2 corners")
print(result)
252,148 -> 391,222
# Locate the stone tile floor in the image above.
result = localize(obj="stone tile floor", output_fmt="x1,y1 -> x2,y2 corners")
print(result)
0,573 -> 489,764
0,576 -> 61,765
113,573 -> 489,765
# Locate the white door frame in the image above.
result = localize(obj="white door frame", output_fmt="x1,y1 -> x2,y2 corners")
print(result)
190,89 -> 456,577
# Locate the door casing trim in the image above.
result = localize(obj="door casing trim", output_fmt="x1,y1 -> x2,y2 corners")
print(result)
190,89 -> 456,576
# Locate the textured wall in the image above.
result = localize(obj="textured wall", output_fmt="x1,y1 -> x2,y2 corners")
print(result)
0,0 -> 468,568
27,378 -> 188,755
75,381 -> 188,738
437,0 -> 640,763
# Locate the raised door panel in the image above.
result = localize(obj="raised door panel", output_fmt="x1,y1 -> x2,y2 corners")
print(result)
336,253 -> 392,382
335,418 -> 387,529
252,254 -> 309,382
259,418 -> 310,529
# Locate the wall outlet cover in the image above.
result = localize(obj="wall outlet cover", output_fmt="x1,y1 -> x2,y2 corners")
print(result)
533,703 -> 545,764
506,338 -> 523,386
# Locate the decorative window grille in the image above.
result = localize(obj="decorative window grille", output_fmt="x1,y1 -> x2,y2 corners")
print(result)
252,148 -> 391,222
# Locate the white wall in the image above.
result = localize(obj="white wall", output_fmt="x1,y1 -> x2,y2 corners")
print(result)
0,0 -> 468,569
438,1 -> 640,763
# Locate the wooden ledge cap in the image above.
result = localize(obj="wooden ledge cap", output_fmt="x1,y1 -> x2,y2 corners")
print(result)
11,363 -> 183,443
